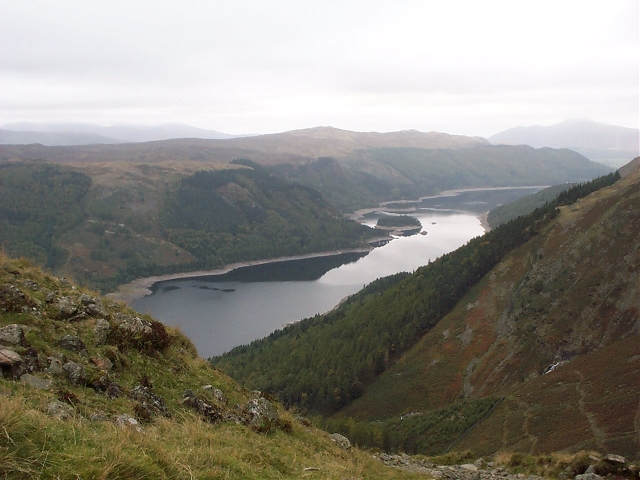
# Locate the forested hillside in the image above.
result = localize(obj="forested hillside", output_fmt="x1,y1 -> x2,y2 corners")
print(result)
0,161 -> 374,293
487,183 -> 574,228
272,145 -> 610,211
210,173 -> 621,415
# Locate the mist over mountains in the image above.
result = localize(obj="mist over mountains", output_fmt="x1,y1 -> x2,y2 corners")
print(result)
0,122 -> 241,145
489,119 -> 639,167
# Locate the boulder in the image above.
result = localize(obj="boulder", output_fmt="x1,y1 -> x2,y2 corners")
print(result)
243,396 -> 279,432
47,357 -> 64,375
90,356 -> 113,372
94,375 -> 122,399
93,318 -> 111,345
20,374 -> 53,390
62,361 -> 86,385
0,348 -> 22,379
58,335 -> 87,353
0,324 -> 26,346
55,297 -> 79,319
329,433 -> 351,450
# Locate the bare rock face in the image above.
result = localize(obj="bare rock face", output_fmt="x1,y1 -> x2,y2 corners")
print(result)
0,324 -> 26,347
114,413 -> 143,433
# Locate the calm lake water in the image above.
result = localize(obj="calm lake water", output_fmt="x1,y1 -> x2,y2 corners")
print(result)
132,187 -> 542,357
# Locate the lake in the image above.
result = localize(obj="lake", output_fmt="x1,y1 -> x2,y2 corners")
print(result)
132,187 -> 542,357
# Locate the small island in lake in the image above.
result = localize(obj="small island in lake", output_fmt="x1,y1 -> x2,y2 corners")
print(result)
375,215 -> 423,236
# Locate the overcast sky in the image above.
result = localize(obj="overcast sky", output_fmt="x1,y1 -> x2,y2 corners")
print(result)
1,0 -> 638,137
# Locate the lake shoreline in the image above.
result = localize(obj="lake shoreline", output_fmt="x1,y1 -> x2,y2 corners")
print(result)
107,246 -> 376,304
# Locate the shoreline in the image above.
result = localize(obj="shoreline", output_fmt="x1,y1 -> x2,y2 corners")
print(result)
107,246 -> 375,304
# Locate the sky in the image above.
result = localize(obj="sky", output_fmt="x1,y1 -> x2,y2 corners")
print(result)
1,0 -> 638,137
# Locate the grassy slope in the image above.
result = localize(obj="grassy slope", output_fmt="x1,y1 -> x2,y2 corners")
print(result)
0,254 -> 420,479
336,164 -> 639,457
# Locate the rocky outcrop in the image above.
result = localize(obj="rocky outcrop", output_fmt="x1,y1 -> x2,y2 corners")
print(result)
0,324 -> 26,346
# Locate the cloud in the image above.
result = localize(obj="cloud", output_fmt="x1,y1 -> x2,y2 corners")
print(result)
0,0 -> 637,136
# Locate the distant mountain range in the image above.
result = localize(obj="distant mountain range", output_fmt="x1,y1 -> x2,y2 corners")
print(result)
0,122 -> 241,145
489,119 -> 639,167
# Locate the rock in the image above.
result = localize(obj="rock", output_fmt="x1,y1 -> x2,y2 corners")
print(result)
20,347 -> 40,373
296,416 -> 312,426
89,411 -> 108,422
55,296 -> 79,319
62,361 -> 86,385
0,348 -> 22,379
58,335 -> 87,353
90,356 -> 113,372
131,384 -> 171,418
93,318 -> 111,345
0,324 -> 26,346
0,285 -> 33,313
47,357 -> 64,375
303,467 -> 320,472
575,473 -> 602,480
94,375 -> 123,399
79,294 -> 95,305
20,373 -> 53,390
86,302 -> 108,319
474,459 -> 485,469
604,454 -> 626,464
47,400 -> 74,420
329,433 -> 351,450
461,464 -> 479,472
112,313 -> 153,335
585,465 -> 595,474
243,397 -> 279,432
182,389 -> 223,423
211,388 -> 227,404
114,413 -> 144,433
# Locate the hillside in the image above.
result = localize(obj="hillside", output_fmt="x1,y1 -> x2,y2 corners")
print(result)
334,160 -> 640,456
0,161 -> 374,293
489,119 -> 639,167
212,164 -> 638,457
487,183 -> 574,228
272,146 -> 610,211
0,253 -> 425,479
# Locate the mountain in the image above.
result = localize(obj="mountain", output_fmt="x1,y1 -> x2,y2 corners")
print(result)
0,129 -> 122,146
489,119 -> 640,167
212,162 -> 639,457
0,122 -> 239,145
0,254 -> 420,479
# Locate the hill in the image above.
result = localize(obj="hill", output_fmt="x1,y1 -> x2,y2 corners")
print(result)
211,164 -> 638,457
0,161 -> 375,293
0,254 -> 427,479
489,119 -> 639,167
